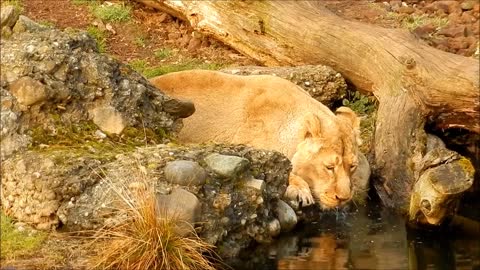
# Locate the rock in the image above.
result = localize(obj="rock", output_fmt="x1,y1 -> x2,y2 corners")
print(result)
5,143 -> 290,258
474,3 -> 480,13
162,98 -> 195,118
156,188 -> 201,234
351,152 -> 371,203
164,160 -> 207,186
390,0 -> 402,10
398,6 -> 416,14
1,15 -> 184,158
473,42 -> 480,58
438,25 -> 466,37
274,200 -> 297,232
267,218 -> 281,237
91,19 -> 106,32
90,106 -> 126,134
12,15 -> 47,33
94,130 -> 107,139
472,21 -> 479,35
460,11 -> 476,23
179,34 -> 191,48
187,37 -> 202,52
430,37 -> 449,47
1,5 -> 19,29
461,0 -> 476,10
1,25 -> 12,39
212,193 -> 232,210
204,153 -> 250,178
413,23 -> 436,39
0,99 -> 29,160
167,32 -> 181,40
8,77 -> 47,106
448,37 -> 469,50
434,1 -> 461,14
221,65 -> 347,108
244,178 -> 266,192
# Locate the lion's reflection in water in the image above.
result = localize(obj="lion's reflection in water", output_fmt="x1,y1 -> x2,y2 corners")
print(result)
277,233 -> 349,270
239,203 -> 480,270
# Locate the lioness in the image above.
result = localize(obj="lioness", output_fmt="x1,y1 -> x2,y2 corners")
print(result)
150,70 -> 362,209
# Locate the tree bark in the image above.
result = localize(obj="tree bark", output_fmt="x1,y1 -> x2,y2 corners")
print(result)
135,0 -> 479,214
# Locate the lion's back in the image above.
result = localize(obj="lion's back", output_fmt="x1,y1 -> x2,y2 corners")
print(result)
150,70 -> 329,154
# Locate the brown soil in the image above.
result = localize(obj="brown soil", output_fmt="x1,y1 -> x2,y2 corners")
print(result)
2,0 -> 479,269
23,0 -> 257,69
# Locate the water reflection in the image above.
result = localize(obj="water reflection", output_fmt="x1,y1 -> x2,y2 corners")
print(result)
277,206 -> 409,270
230,201 -> 480,270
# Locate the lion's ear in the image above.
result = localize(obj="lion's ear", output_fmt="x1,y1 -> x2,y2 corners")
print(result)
336,106 -> 362,145
301,113 -> 323,139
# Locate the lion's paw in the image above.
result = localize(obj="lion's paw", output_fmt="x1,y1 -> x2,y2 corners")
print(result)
285,185 -> 315,206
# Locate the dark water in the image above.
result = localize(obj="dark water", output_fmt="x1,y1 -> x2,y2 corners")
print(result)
229,197 -> 480,270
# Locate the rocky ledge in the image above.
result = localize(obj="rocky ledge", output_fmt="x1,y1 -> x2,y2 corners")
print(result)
1,6 -> 192,161
2,144 -> 295,258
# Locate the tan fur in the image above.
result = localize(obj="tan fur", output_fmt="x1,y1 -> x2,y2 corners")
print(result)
150,70 -> 362,209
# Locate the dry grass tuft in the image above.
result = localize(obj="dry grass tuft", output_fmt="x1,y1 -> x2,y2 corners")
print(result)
84,166 -> 220,270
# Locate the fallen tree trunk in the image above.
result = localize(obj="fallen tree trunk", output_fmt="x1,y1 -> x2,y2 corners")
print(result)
135,0 -> 479,216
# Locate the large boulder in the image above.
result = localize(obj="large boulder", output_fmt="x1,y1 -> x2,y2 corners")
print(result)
0,12 -> 189,160
1,143 -> 292,258
221,65 -> 348,107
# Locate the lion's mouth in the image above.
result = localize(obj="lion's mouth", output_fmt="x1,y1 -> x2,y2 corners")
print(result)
317,194 -> 351,210
317,196 -> 340,209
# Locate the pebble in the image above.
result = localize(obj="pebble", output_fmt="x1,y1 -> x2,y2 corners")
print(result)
164,160 -> 207,185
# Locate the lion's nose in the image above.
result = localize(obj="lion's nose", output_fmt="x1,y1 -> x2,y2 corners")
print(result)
335,194 -> 350,202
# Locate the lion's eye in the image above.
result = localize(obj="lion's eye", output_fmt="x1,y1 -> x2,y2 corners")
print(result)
326,165 -> 335,171
350,164 -> 358,172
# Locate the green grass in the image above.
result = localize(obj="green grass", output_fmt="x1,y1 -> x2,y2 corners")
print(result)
1,0 -> 23,11
402,14 -> 449,31
129,59 -> 224,79
385,12 -> 449,31
1,214 -> 47,260
134,36 -> 147,47
72,0 -> 99,5
38,20 -> 55,28
86,26 -> 107,53
92,2 -> 132,23
129,59 -> 148,73
154,48 -> 174,59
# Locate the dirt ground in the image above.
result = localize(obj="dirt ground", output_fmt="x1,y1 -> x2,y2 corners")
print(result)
2,0 -> 479,269
22,0 -> 258,69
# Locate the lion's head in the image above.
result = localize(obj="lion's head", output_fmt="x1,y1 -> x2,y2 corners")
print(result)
291,107 -> 361,209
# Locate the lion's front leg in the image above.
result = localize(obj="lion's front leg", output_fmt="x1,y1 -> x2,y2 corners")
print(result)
284,173 -> 314,206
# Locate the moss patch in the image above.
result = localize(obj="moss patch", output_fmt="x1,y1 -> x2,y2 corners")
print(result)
0,214 -> 47,260
341,90 -> 378,153
458,157 -> 475,177
28,119 -> 167,162
129,58 -> 224,79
